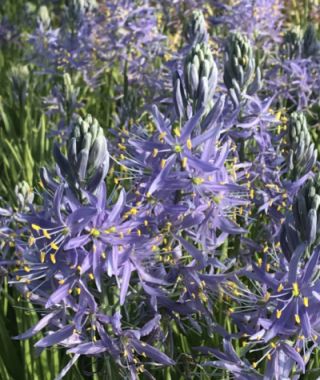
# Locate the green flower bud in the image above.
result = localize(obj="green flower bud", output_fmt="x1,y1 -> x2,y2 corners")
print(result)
302,24 -> 320,58
8,65 -> 30,106
184,43 -> 218,112
281,28 -> 302,59
15,181 -> 34,211
54,114 -> 109,193
185,10 -> 208,45
38,5 -> 51,29
287,112 -> 317,180
224,33 -> 261,103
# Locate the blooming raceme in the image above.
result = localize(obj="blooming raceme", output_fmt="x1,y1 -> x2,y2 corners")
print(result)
12,26 -> 247,375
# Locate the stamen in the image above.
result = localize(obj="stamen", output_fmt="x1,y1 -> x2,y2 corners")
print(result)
50,254 -> 56,264
40,251 -> 46,263
292,282 -> 299,297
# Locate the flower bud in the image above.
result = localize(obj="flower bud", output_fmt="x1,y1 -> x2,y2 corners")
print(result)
54,114 -> 109,193
287,111 -> 317,179
224,33 -> 261,103
184,43 -> 218,112
185,10 -> 208,46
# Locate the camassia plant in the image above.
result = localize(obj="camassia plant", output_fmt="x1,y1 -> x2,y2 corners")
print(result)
2,2 -> 320,380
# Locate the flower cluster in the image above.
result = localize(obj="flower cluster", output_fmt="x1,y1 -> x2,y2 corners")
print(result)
2,3 -> 320,380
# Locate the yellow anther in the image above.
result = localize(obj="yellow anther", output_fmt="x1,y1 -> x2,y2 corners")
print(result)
129,208 -> 138,215
295,314 -> 301,324
31,224 -> 41,231
75,287 -> 81,295
28,236 -> 36,247
303,297 -> 309,307
271,342 -> 276,349
186,138 -> 192,150
159,132 -> 167,141
119,232 -> 124,239
182,157 -> 188,169
277,283 -> 284,292
90,228 -> 100,237
40,251 -> 46,263
277,125 -> 281,134
24,265 -> 31,273
77,265 -> 82,273
192,177 -> 204,185
276,309 -> 282,319
43,229 -> 51,239
263,245 -> 268,253
50,254 -> 56,264
58,279 -> 65,285
250,189 -> 254,199
264,292 -> 271,302
199,291 -> 208,303
257,257 -> 262,267
292,282 -> 299,297
117,143 -> 126,151
137,229 -> 141,236
152,148 -> 159,157
144,220 -> 148,226
101,252 -> 106,259
50,242 -> 59,251
252,362 -> 257,369
267,353 -> 272,361
160,159 -> 166,169
89,273 -> 94,280
173,127 -> 181,137
104,226 -> 116,234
